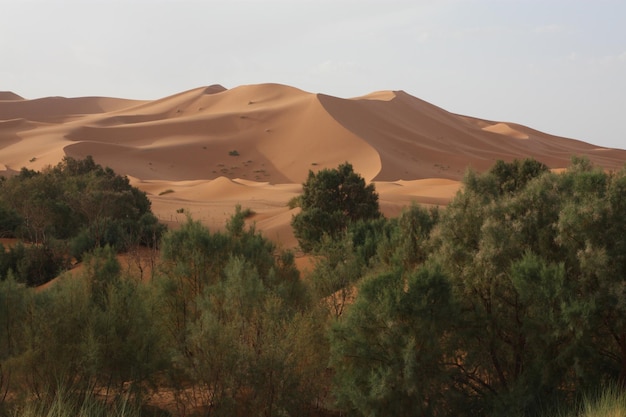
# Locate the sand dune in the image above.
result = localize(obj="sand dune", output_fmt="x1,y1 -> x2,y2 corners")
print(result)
0,92 -> 25,101
1,83 -> 625,248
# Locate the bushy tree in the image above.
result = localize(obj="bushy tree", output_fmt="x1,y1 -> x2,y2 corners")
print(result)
156,209 -> 322,415
1,247 -> 165,409
309,234 -> 364,319
330,157 -> 626,416
292,162 -> 381,252
375,203 -> 439,270
82,247 -> 164,399
330,266 -> 462,417
0,274 -> 29,408
489,158 -> 549,195
0,155 -> 165,285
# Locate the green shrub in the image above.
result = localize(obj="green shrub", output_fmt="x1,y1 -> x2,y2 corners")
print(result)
287,195 -> 301,209
292,162 -> 381,252
0,156 -> 166,286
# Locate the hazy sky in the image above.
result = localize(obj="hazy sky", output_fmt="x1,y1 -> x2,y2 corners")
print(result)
2,0 -> 625,149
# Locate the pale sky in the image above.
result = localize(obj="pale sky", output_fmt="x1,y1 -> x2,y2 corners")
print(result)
1,0 -> 625,149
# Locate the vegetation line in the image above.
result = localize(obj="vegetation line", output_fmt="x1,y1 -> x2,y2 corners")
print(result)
1,157 -> 626,416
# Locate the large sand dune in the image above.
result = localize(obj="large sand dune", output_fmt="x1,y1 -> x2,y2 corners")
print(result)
2,84 -> 625,248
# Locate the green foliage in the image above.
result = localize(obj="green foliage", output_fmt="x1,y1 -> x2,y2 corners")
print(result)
287,195 -> 301,209
489,158 -> 549,195
0,204 -> 22,238
348,216 -> 391,267
83,245 -> 121,309
0,247 -> 166,412
375,203 -> 439,269
156,209 -> 323,415
0,155 -> 165,285
292,162 -> 381,252
84,255 -> 164,397
330,266 -> 461,417
0,274 -> 29,408
0,240 -> 70,286
310,234 -> 364,319
438,158 -> 626,413
329,157 -> 626,416
3,156 -> 626,417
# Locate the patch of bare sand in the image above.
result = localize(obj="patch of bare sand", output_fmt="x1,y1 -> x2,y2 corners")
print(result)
482,122 -> 529,139
130,176 -> 302,247
54,83 -> 381,184
136,175 -> 461,250
376,178 -> 461,217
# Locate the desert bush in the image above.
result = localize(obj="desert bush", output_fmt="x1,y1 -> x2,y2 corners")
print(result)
292,162 -> 381,252
82,247 -> 165,400
156,209 -> 325,415
0,204 -> 22,238
330,265 -> 462,417
0,273 -> 29,410
287,195 -> 301,209
14,241 -> 69,286
329,158 -> 626,416
0,156 -> 165,285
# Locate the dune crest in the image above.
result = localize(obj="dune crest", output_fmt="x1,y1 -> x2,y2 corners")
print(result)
0,91 -> 24,101
1,83 -> 625,247
482,122 -> 529,139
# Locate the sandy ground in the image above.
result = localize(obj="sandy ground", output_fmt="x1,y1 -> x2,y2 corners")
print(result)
2,83 -> 625,250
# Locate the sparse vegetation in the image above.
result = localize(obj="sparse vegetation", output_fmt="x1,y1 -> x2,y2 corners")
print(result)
228,149 -> 240,156
158,189 -> 174,196
287,195 -> 301,209
240,206 -> 255,218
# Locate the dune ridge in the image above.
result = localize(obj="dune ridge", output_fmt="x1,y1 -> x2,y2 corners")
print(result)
0,91 -> 25,101
1,83 -> 625,247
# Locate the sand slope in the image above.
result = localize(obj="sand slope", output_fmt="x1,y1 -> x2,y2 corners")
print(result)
1,84 -> 625,248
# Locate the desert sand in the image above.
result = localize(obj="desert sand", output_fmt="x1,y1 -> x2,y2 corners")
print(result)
2,83 -> 625,249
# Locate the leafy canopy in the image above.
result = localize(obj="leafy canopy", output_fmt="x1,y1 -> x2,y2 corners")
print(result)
0,155 -> 165,285
291,162 -> 381,252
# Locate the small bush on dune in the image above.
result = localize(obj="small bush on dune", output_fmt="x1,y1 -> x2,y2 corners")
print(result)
287,195 -> 301,209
